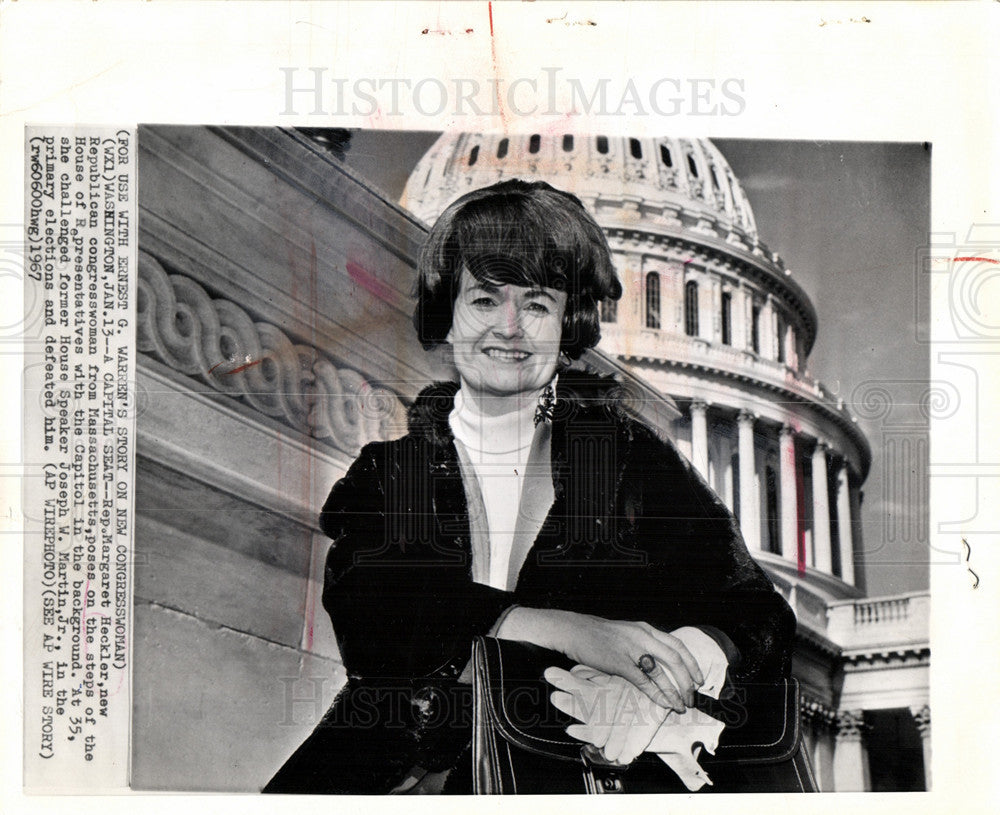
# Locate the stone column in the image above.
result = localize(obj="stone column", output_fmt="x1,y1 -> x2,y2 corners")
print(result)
779,425 -> 798,561
833,709 -> 871,792
836,462 -> 855,584
812,440 -> 833,573
760,296 -> 774,358
737,411 -> 758,550
800,696 -> 837,792
788,325 -> 799,370
690,400 -> 709,480
733,283 -> 747,351
910,705 -> 931,790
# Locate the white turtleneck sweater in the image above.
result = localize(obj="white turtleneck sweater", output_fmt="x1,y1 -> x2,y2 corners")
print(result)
448,388 -> 541,591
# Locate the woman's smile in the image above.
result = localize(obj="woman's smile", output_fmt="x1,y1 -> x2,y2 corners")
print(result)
482,347 -> 532,362
446,267 -> 568,406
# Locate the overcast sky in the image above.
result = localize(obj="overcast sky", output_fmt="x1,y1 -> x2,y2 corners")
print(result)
342,130 -> 931,597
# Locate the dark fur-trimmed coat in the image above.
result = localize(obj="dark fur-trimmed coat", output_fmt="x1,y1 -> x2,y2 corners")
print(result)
264,373 -> 796,794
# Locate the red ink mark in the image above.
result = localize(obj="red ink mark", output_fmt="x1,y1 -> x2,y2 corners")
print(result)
955,257 -> 999,264
486,2 -> 505,124
224,358 -> 264,376
347,260 -> 396,304
466,28 -> 474,34
305,605 -> 315,652
365,103 -> 387,130
207,360 -> 226,375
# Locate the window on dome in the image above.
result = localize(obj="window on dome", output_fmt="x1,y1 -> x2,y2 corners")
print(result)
562,134 -> 574,152
710,166 -> 721,190
528,134 -> 541,154
687,154 -> 699,178
684,280 -> 699,337
776,314 -> 786,363
646,273 -> 661,329
751,303 -> 761,354
660,144 -> 673,168
596,136 -> 609,154
600,297 -> 617,324
721,291 -> 732,345
765,466 -> 781,554
497,138 -> 509,159
468,145 -> 479,166
629,139 -> 642,159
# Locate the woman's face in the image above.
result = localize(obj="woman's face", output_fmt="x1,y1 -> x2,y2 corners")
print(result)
447,267 -> 568,400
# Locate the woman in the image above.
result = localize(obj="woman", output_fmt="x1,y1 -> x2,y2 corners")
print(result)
264,179 -> 798,794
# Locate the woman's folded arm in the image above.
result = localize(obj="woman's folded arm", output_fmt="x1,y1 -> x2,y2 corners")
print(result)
320,441 -> 517,680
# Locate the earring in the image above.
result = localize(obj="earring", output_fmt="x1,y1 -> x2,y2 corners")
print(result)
534,383 -> 556,426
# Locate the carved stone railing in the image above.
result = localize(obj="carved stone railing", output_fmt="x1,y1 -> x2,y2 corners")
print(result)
599,321 -> 871,475
852,597 -> 911,626
137,250 -> 407,457
601,323 -> 820,400
827,592 -> 930,653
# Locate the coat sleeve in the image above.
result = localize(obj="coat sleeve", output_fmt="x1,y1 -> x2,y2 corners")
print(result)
529,420 -> 796,683
320,440 -> 516,681
626,423 -> 797,682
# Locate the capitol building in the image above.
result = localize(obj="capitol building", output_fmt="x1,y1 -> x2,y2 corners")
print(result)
400,133 -> 930,792
129,126 -> 929,793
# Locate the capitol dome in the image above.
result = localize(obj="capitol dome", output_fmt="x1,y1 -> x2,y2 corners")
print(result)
402,131 -> 870,601
403,133 -> 759,241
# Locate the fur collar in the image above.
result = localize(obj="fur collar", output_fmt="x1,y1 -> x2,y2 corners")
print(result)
406,370 -> 631,447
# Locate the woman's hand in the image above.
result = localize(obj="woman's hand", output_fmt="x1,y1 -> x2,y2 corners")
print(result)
495,607 -> 704,712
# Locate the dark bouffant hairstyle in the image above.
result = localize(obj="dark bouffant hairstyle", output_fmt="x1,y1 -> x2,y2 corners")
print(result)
413,179 -> 622,361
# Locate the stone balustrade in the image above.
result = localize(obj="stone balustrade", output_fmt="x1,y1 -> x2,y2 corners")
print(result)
827,592 -> 930,651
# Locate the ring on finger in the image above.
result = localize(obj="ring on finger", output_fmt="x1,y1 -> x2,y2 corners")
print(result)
638,653 -> 689,707
637,653 -> 657,674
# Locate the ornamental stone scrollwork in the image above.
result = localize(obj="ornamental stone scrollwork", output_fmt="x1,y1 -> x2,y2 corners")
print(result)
137,250 -> 406,456
835,709 -> 868,742
659,167 -> 679,190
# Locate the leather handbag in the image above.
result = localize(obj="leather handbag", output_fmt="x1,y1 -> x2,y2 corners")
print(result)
471,636 -> 818,794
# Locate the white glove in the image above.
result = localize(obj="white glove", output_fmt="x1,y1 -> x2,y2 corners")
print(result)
544,626 -> 730,789
546,664 -> 667,764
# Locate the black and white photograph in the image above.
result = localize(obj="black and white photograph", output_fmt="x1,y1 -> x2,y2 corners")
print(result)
131,126 -> 929,793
